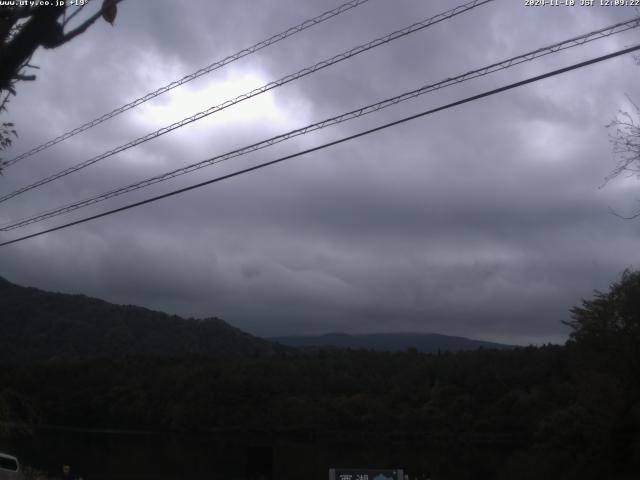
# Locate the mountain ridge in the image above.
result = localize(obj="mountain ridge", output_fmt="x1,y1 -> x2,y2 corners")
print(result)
0,275 -> 512,364
271,331 -> 513,352
0,276 -> 282,364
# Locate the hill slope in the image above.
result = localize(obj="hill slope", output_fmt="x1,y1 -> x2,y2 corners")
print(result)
271,332 -> 513,353
0,276 -> 281,363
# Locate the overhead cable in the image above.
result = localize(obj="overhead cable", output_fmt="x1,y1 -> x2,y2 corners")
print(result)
1,43 -> 638,248
3,0 -> 373,168
2,16 -> 638,232
0,0 -> 493,204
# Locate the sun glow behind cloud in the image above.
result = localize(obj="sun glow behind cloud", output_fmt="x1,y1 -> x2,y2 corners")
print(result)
121,60 -> 314,168
135,70 -> 290,128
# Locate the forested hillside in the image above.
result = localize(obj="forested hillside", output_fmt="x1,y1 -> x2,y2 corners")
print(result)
0,343 -> 636,479
0,277 -> 281,363
1,271 -> 639,479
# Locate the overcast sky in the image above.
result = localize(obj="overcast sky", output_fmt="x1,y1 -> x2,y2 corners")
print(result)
1,0 -> 639,344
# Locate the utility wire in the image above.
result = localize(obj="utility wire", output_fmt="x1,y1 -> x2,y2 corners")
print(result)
2,16 -> 638,232
3,0 -> 373,168
0,0 -> 493,204
2,43 -> 638,248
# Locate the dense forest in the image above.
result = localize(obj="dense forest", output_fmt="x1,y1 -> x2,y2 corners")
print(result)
1,271 -> 639,479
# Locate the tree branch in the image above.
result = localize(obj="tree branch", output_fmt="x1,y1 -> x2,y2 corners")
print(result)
13,73 -> 35,81
0,6 -> 65,91
13,7 -> 38,20
608,205 -> 640,220
51,0 -> 124,48
0,90 -> 11,113
62,4 -> 88,28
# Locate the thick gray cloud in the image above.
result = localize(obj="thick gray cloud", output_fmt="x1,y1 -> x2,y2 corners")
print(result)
1,0 -> 640,345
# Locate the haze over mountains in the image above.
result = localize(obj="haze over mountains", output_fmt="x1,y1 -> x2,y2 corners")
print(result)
0,276 -> 511,364
272,332 -> 512,353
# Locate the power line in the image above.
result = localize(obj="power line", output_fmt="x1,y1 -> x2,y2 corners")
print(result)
3,16 -> 638,232
3,0 -> 374,168
2,43 -> 638,248
0,0 -> 493,205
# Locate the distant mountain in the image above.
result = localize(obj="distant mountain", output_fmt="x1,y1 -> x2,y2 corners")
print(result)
271,332 -> 513,353
0,276 -> 282,364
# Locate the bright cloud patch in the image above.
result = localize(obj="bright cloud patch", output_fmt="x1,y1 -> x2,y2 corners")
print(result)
135,70 -> 289,128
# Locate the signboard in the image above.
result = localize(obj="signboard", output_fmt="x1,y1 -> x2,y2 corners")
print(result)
329,469 -> 404,480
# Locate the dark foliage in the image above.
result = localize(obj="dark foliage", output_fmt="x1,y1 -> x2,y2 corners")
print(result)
1,347 -> 570,444
0,271 -> 639,478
